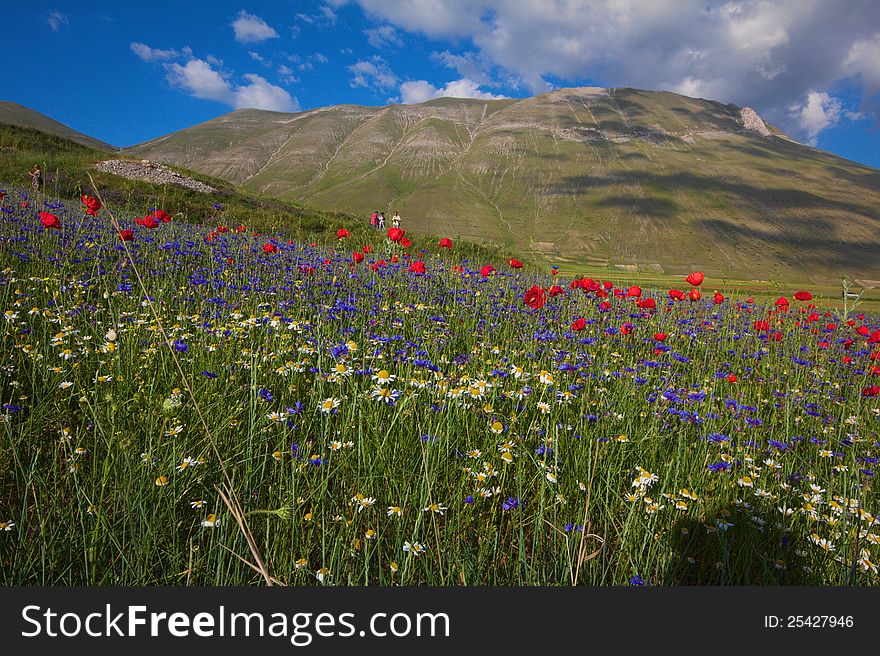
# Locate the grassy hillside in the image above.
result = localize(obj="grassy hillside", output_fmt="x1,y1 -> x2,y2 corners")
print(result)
0,101 -> 115,151
0,122 -> 514,263
127,87 -> 880,284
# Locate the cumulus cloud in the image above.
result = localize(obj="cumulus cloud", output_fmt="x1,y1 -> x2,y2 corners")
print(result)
131,42 -> 181,62
789,91 -> 842,145
232,10 -> 279,43
364,25 -> 403,49
350,0 -> 880,141
165,58 -> 299,112
844,34 -> 880,96
349,56 -> 399,90
46,10 -> 68,32
400,78 -> 508,104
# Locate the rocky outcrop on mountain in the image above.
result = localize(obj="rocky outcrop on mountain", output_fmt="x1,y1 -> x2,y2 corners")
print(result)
739,107 -> 771,136
93,159 -> 216,193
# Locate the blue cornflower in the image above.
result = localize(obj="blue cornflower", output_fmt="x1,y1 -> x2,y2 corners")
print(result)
202,370 -> 217,378
629,575 -> 646,586
173,339 -> 188,353
501,497 -> 520,511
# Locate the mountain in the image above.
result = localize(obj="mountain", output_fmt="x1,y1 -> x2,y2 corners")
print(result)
127,87 -> 880,282
0,101 -> 115,152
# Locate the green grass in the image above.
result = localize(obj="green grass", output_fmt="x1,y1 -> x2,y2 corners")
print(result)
0,178 -> 878,586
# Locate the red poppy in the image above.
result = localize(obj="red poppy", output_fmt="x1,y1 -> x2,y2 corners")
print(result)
668,289 -> 686,301
508,258 -> 523,269
868,330 -> 880,345
626,285 -> 642,297
81,195 -> 101,216
387,227 -> 405,242
571,317 -> 586,331
654,332 -> 667,341
480,265 -> 495,277
263,242 -> 278,253
362,245 -> 372,254
727,374 -> 738,383
753,320 -> 770,331
409,260 -> 426,274
686,271 -> 704,287
548,285 -> 564,297
439,238 -> 453,248
774,297 -> 789,311
598,301 -> 611,311
637,297 -> 656,310
793,291 -> 812,301
0,191 -> 5,200
119,230 -> 134,242
40,211 -> 61,230
524,285 -> 546,309
771,331 -> 783,341
856,326 -> 871,336
352,251 -> 365,264
688,289 -> 701,302
136,215 -> 159,229
862,386 -> 880,397
154,210 -> 172,223
399,237 -> 412,248
713,292 -> 724,304
390,255 -> 399,263
452,265 -> 464,273
603,281 -> 614,290
236,225 -> 246,233
336,228 -> 350,239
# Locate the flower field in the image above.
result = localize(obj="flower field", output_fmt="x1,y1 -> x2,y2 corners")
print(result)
1,188 -> 879,586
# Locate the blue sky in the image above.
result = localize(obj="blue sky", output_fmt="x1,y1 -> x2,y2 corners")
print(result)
2,1 -> 879,168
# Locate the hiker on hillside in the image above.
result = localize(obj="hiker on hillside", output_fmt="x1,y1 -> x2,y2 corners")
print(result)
28,164 -> 43,194
391,211 -> 401,228
378,212 -> 385,229
370,210 -> 378,229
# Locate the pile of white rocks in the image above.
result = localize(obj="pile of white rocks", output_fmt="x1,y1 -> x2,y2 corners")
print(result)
93,159 -> 216,194
739,107 -> 771,137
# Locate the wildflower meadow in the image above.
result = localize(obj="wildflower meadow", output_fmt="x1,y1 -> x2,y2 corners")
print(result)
1,186 -> 879,586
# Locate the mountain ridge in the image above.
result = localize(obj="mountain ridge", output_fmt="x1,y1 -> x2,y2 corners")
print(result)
4,88 -> 879,281
0,101 -> 115,151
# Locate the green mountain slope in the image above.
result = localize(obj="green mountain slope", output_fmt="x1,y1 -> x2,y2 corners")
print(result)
0,122 -> 360,240
127,87 -> 880,282
0,101 -> 115,151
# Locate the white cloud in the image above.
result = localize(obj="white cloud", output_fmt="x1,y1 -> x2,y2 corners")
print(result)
165,58 -> 299,112
349,56 -> 399,90
789,91 -> 842,145
432,50 -> 494,86
232,10 -> 279,43
131,42 -> 180,62
365,25 -> 403,49
234,74 -> 300,112
844,34 -> 880,96
350,0 -> 880,141
46,10 -> 68,32
400,78 -> 508,104
249,51 -> 269,66
278,64 -> 299,84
